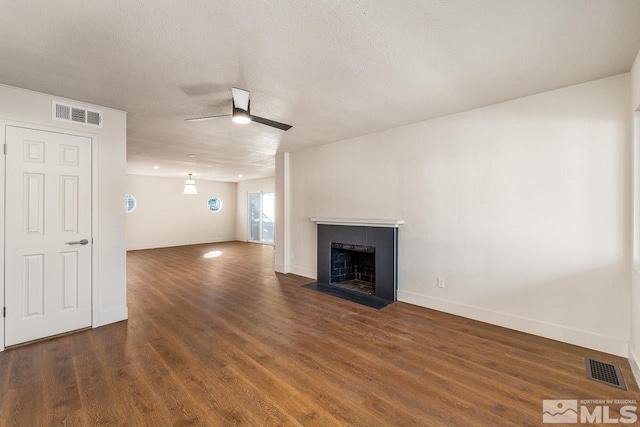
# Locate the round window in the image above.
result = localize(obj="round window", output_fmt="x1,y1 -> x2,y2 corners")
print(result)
207,197 -> 222,212
125,194 -> 137,213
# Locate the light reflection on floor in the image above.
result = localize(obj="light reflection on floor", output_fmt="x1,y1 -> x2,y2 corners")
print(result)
203,250 -> 222,258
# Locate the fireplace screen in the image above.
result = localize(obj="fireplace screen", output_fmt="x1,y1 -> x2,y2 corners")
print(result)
330,242 -> 375,295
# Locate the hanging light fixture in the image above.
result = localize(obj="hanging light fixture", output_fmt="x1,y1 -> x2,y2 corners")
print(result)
183,173 -> 197,195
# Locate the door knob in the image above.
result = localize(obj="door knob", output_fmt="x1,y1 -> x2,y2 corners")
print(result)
66,239 -> 89,245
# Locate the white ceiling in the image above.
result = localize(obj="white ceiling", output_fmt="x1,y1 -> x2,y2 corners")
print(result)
1,1 -> 639,182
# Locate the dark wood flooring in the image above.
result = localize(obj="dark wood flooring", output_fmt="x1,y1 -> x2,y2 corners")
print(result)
0,241 -> 638,426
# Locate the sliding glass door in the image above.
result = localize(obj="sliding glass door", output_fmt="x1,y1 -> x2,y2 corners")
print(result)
249,193 -> 261,242
248,191 -> 274,244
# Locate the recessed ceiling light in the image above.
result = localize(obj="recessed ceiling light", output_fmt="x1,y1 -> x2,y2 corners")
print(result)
238,174 -> 243,178
153,165 -> 160,169
188,154 -> 196,158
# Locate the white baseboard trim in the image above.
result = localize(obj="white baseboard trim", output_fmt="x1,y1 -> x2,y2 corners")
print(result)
274,263 -> 288,274
127,237 -> 236,251
289,265 -> 316,280
629,344 -> 640,389
94,306 -> 128,328
398,290 -> 628,357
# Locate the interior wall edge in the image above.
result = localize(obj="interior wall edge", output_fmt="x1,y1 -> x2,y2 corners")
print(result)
628,344 -> 640,387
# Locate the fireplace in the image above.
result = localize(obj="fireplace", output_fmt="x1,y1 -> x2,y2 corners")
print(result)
313,218 -> 403,302
330,242 -> 376,295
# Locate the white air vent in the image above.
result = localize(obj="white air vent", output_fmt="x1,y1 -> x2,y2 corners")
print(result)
56,103 -> 70,120
86,110 -> 101,126
52,101 -> 103,128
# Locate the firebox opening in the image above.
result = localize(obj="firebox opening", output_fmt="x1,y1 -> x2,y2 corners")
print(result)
330,242 -> 375,295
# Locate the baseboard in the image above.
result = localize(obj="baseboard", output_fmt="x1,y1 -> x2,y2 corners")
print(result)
398,290 -> 628,357
289,265 -> 316,280
127,237 -> 236,251
629,344 -> 640,389
274,263 -> 287,274
93,306 -> 128,328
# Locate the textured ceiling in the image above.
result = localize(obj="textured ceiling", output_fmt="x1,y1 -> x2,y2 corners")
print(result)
1,1 -> 639,182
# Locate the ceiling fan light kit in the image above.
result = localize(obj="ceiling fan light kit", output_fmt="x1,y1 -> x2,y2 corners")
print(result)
232,99 -> 251,124
186,87 -> 292,131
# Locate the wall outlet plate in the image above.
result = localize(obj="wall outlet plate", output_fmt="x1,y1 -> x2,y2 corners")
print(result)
437,277 -> 445,288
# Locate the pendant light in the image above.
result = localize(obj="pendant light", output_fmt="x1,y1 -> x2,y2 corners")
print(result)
183,173 -> 197,195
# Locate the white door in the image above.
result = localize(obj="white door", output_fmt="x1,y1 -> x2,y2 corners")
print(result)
5,126 -> 92,346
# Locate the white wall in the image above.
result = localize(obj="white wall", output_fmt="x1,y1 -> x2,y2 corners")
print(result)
126,175 -> 237,250
0,83 -> 128,343
287,74 -> 632,356
236,177 -> 275,241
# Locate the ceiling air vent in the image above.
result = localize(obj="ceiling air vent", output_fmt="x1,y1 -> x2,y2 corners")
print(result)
52,101 -> 103,128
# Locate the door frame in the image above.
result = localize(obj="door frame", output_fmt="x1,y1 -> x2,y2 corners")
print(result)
0,120 -> 99,351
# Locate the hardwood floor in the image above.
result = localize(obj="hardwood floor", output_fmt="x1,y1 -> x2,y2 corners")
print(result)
0,241 -> 638,426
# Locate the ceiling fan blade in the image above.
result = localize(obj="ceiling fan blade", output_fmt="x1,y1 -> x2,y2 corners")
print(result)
251,115 -> 293,131
185,114 -> 231,122
231,87 -> 250,111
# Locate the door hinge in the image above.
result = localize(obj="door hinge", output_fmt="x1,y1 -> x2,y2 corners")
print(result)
3,144 -> 6,155
2,307 -> 5,318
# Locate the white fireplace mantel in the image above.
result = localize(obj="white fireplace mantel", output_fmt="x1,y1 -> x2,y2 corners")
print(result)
310,218 -> 405,228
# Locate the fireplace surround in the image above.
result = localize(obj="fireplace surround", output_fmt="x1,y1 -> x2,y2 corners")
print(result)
312,218 -> 403,302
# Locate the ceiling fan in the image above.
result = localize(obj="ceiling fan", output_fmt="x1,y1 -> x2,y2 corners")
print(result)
185,88 -> 292,131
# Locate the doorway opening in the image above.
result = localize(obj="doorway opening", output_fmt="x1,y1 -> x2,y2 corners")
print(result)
248,191 -> 274,244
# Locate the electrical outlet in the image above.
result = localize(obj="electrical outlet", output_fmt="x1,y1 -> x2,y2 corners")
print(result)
437,277 -> 445,288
